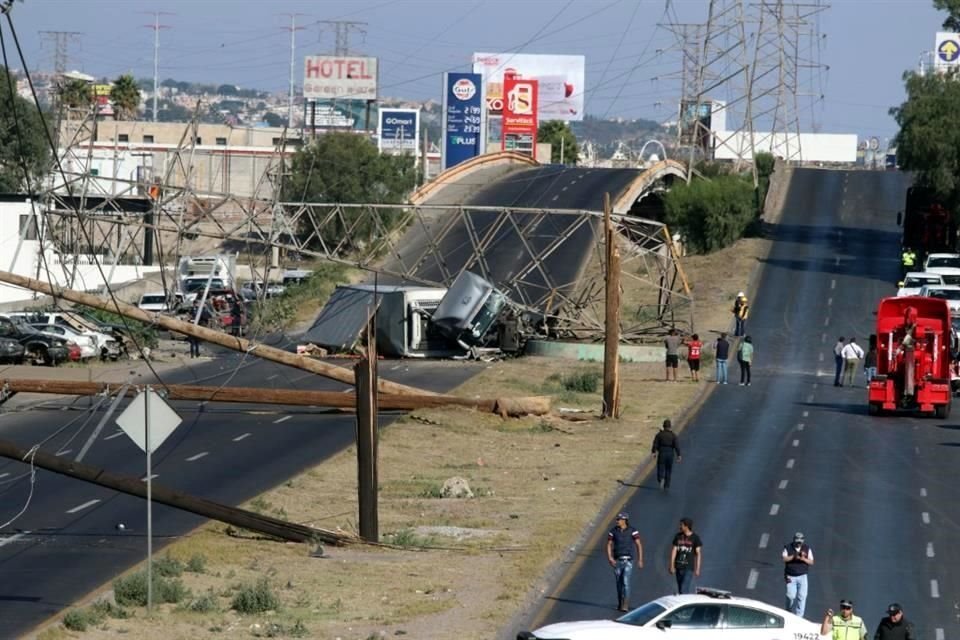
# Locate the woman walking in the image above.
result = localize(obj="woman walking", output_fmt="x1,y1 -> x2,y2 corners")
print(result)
738,336 -> 754,386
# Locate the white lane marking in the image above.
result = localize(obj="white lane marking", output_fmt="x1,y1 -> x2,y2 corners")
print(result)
769,504 -> 780,515
806,393 -> 814,402
266,374 -> 278,380
0,531 -> 28,547
812,383 -> 818,389
186,452 -> 209,462
551,195 -> 560,201
922,512 -> 930,524
141,474 -> 159,482
927,542 -> 935,558
831,279 -> 836,290
104,431 -> 125,441
55,449 -> 72,457
823,316 -> 830,327
915,446 -> 920,455
802,411 -> 809,417
797,423 -> 805,431
273,415 -> 291,424
746,568 -> 759,590
835,256 -> 841,266
821,333 -> 826,343
233,433 -> 251,442
921,488 -> 927,497
759,533 -> 769,549
779,479 -> 789,489
931,579 -> 940,598
819,352 -> 824,362
792,439 -> 800,447
0,472 -> 9,479
66,499 -> 100,514
827,297 -> 833,306
936,628 -> 945,640
786,459 -> 795,469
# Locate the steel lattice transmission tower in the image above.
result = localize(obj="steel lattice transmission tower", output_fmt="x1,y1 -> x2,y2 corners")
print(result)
747,0 -> 828,164
318,20 -> 367,55
38,30 -> 81,74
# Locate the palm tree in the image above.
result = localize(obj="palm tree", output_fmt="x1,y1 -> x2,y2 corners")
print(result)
110,74 -> 141,121
59,78 -> 93,117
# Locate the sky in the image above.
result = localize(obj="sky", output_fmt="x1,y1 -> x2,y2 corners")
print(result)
2,0 -> 947,140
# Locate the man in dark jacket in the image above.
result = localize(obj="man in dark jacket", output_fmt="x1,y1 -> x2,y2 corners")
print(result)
715,332 -> 730,385
652,419 -> 681,490
874,603 -> 915,640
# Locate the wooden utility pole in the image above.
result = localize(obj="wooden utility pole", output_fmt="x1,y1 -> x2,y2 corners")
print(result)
0,270 -> 425,396
602,192 -> 622,418
355,313 -> 379,542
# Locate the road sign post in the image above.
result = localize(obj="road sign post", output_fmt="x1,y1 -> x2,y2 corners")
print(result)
145,387 -> 153,611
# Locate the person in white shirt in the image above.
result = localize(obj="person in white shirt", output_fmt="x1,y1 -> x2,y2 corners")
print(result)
841,337 -> 865,387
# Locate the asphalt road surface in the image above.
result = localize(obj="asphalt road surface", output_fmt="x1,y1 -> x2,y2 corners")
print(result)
0,348 -> 480,637
521,169 -> 960,639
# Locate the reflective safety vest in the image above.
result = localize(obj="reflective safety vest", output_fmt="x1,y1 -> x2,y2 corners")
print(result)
902,251 -> 916,267
829,613 -> 866,640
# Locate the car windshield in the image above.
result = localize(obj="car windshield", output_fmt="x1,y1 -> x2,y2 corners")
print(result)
615,602 -> 667,626
140,295 -> 167,305
928,257 -> 960,268
905,277 -> 942,287
928,289 -> 960,300
186,279 -> 224,292
942,275 -> 960,286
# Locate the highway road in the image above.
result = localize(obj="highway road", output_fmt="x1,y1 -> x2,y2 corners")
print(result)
0,349 -> 480,637
520,168 -> 960,639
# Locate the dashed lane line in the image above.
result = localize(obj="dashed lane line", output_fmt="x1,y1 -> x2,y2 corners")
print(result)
759,533 -> 769,549
922,512 -> 931,525
802,411 -> 809,418
233,433 -> 251,442
274,415 -> 291,424
931,579 -> 940,598
827,297 -> 833,306
104,431 -> 125,441
823,317 -> 830,327
831,279 -> 836,290
927,542 -> 935,558
936,629 -> 944,640
141,474 -> 159,481
66,499 -> 100,514
786,459 -> 795,469
746,569 -> 759,590
186,452 -> 209,462
0,472 -> 9,479
819,353 -> 824,362
792,439 -> 800,447
797,423 -> 805,431
921,488 -> 927,497
778,479 -> 789,490
769,504 -> 780,515
0,531 -> 28,547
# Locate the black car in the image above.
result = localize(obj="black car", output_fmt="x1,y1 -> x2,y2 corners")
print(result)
0,337 -> 25,364
0,316 -> 70,365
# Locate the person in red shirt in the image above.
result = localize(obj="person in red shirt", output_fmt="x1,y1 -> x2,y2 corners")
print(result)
686,333 -> 702,382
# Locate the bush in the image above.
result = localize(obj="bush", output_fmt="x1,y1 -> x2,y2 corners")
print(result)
90,599 -> 131,619
664,174 -> 758,253
154,554 -> 184,577
113,570 -> 189,607
187,592 -> 220,613
186,553 -> 207,573
560,370 -> 601,393
248,263 -> 347,334
63,607 -> 102,631
231,578 -> 280,614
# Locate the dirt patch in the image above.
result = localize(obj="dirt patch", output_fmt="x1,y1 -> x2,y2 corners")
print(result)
35,236 -> 771,640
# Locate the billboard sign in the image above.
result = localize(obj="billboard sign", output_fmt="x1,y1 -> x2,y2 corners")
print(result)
501,76 -> 538,156
441,72 -> 486,171
378,108 -> 420,158
936,32 -> 960,67
679,99 -> 713,151
472,53 -> 584,121
303,56 -> 378,100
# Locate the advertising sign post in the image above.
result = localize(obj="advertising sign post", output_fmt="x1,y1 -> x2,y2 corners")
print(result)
378,108 -> 421,166
501,75 -> 539,157
303,56 -> 378,100
441,72 -> 486,171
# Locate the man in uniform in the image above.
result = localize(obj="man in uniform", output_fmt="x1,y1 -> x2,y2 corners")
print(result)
605,512 -> 643,612
652,419 -> 681,491
821,599 -> 867,640
901,247 -> 916,278
874,603 -> 916,640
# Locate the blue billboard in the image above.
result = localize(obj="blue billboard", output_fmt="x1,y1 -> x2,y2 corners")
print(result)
442,72 -> 485,171
378,108 -> 419,155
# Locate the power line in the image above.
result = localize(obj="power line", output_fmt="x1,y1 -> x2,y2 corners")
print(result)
317,20 -> 367,56
38,30 -> 81,75
280,13 -> 308,130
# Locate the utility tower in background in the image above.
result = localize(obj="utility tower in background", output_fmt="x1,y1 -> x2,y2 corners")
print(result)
38,30 -> 81,74
281,13 -> 307,129
318,20 -> 367,55
144,11 -> 173,123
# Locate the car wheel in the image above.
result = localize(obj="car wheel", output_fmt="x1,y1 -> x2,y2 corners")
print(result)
35,346 -> 50,367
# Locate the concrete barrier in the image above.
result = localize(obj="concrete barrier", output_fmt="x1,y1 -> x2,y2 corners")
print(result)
525,339 -> 662,363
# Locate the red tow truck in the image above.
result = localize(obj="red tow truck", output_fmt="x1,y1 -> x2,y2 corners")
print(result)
868,296 -> 953,418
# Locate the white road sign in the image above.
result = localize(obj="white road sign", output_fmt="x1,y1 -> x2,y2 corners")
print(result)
116,389 -> 182,454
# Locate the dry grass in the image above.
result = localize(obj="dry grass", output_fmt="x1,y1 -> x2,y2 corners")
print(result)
40,236 -> 771,640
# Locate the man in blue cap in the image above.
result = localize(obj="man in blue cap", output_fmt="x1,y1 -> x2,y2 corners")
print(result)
605,511 -> 643,612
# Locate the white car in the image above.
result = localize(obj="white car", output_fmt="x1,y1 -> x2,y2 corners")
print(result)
924,253 -> 960,272
3,311 -> 121,360
137,292 -> 183,312
518,589 -> 825,640
28,323 -> 97,360
897,272 -> 944,297
918,284 -> 960,314
930,267 -> 960,286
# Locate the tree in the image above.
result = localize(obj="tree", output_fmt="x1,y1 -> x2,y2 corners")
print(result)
110,74 -> 142,121
217,84 -> 238,96
281,132 -> 417,248
935,0 -> 960,30
891,70 -> 960,211
262,112 -> 285,128
0,67 -> 51,192
59,78 -> 93,114
537,120 -> 579,164
663,174 -> 756,253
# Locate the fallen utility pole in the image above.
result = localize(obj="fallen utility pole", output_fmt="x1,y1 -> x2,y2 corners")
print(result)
0,438 -> 352,545
0,270 -> 425,397
0,378 -> 509,412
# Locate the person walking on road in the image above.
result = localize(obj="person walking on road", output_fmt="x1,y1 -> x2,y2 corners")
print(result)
782,531 -> 814,618
652,419 -> 682,490
606,512 -> 643,612
733,292 -> 750,337
842,337 -> 865,387
821,599 -> 868,640
738,336 -> 754,386
833,336 -> 846,387
669,517 -> 702,594
715,333 -> 730,385
865,335 -> 878,386
664,328 -> 684,382
874,603 -> 916,640
686,333 -> 702,382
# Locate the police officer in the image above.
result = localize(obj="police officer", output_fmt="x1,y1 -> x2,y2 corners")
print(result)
874,603 -> 916,640
821,599 -> 867,640
651,419 -> 681,490
901,247 -> 916,277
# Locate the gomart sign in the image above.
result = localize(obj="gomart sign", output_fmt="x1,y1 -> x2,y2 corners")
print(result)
303,56 -> 378,100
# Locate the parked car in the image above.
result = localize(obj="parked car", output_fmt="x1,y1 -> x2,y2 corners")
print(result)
182,277 -> 228,303
918,284 -> 960,314
897,271 -> 944,297
0,337 -> 25,364
924,252 -> 960,271
5,311 -> 122,361
137,292 -> 184,313
517,588 -> 824,640
240,280 -> 285,299
0,316 -> 70,365
29,323 -> 97,359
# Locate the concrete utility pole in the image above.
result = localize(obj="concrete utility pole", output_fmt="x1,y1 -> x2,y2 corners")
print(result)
143,11 -> 173,123
355,315 -> 379,542
281,13 -> 307,129
602,192 -> 622,419
318,19 -> 367,56
38,30 -> 81,74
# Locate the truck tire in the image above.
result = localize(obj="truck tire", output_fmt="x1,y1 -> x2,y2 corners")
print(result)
935,401 -> 951,420
868,403 -> 881,416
